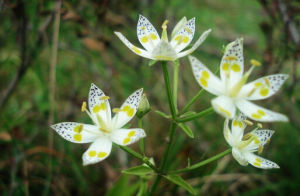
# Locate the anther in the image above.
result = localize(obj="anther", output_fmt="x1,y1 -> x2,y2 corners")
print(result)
244,120 -> 253,126
81,101 -> 87,112
100,96 -> 110,101
257,123 -> 263,128
224,56 -> 237,61
113,108 -> 122,113
250,59 -> 261,67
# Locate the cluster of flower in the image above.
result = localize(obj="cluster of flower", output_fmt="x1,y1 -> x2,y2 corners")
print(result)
51,15 -> 288,169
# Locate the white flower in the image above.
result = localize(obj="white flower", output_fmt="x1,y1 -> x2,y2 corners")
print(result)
114,14 -> 211,61
189,38 -> 288,122
51,84 -> 146,166
224,114 -> 279,169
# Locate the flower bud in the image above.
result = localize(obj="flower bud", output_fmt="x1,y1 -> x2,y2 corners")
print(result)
137,93 -> 151,118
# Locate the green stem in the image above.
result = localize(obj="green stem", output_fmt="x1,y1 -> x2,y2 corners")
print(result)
169,149 -> 232,174
173,60 -> 179,113
119,145 -> 157,172
162,62 -> 176,118
179,89 -> 204,115
177,107 -> 214,122
138,118 -> 145,155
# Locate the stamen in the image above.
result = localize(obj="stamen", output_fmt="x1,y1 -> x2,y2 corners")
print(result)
257,123 -> 263,128
113,108 -> 121,113
242,133 -> 252,141
100,96 -> 110,101
224,56 -> 237,61
258,145 -> 264,154
244,120 -> 253,126
250,59 -> 261,67
81,101 -> 87,112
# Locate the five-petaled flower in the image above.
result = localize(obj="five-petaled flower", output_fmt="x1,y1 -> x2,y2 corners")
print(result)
190,38 -> 288,122
114,14 -> 211,61
224,114 -> 279,169
51,84 -> 146,166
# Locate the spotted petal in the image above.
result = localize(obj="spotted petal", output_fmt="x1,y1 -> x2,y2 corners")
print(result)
235,99 -> 288,122
232,148 -> 248,166
111,128 -> 146,146
112,88 -> 143,129
82,137 -> 112,166
211,95 -> 236,119
189,55 -> 224,96
51,122 -> 99,144
220,38 -> 244,88
251,129 -> 274,146
89,83 -> 111,124
177,29 -> 211,58
231,114 -> 246,141
114,32 -> 153,59
137,15 -> 160,51
244,152 -> 279,169
170,18 -> 195,53
240,74 -> 289,100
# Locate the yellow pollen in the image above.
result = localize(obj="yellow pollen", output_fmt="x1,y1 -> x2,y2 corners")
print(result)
264,78 -> 270,87
182,36 -> 189,43
88,151 -> 96,157
141,36 -> 148,43
81,101 -> 87,112
259,88 -> 269,96
73,134 -> 82,142
98,152 -> 107,158
123,137 -> 131,145
113,108 -> 121,113
202,70 -> 210,79
257,110 -> 266,116
231,64 -> 241,72
184,27 -> 192,34
100,96 -> 110,101
250,59 -> 261,66
225,56 -> 237,61
200,78 -> 208,87
128,130 -> 136,137
149,33 -> 157,40
132,46 -> 141,54
74,124 -> 83,133
222,63 -> 229,71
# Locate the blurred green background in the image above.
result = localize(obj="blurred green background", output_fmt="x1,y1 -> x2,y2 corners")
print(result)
0,0 -> 299,195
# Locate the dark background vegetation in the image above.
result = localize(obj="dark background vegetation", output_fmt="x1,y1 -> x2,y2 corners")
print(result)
0,0 -> 299,195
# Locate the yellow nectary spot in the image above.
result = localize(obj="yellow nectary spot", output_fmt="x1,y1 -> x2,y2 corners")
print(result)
149,33 -> 157,40
224,56 -> 237,61
257,109 -> 266,116
184,27 -> 192,34
253,162 -> 261,167
231,64 -> 241,72
259,88 -> 269,96
233,120 -> 243,128
254,137 -> 260,144
222,63 -> 229,71
217,106 -> 231,117
132,46 -> 141,54
264,78 -> 270,87
98,152 -> 107,158
202,70 -> 210,79
254,82 -> 263,87
141,26 -> 146,30
74,124 -> 83,133
123,137 -> 131,145
200,78 -> 208,87
128,130 -> 136,137
100,96 -> 110,101
73,134 -> 82,142
251,113 -> 261,119
182,36 -> 189,43
122,105 -> 134,117
141,36 -> 148,43
88,150 -> 96,157
93,103 -> 106,113
175,35 -> 182,41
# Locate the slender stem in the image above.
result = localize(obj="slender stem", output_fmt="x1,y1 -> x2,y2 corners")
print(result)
119,145 -> 157,172
177,107 -> 214,122
138,118 -> 145,155
179,89 -> 204,115
169,149 -> 232,174
162,62 -> 176,118
173,60 -> 179,113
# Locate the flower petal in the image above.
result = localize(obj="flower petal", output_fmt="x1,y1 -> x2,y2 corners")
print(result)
232,148 -> 248,166
220,38 -> 244,88
51,122 -> 99,143
223,119 -> 232,145
177,29 -> 211,58
250,129 -> 274,146
171,16 -> 187,39
112,88 -> 143,129
189,55 -> 224,96
244,152 -> 279,169
170,18 -> 195,53
231,114 -> 246,141
137,15 -> 160,51
236,99 -> 288,122
82,137 -> 112,166
211,95 -> 236,119
114,32 -> 153,59
240,74 -> 289,100
110,128 -> 146,146
89,83 -> 111,125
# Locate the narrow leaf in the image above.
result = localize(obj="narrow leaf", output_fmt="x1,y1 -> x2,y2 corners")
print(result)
164,174 -> 196,195
178,123 -> 194,138
122,165 -> 153,176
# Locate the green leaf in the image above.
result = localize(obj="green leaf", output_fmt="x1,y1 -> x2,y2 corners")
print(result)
105,175 -> 140,196
122,165 -> 153,176
164,174 -> 196,195
180,111 -> 196,118
178,123 -> 194,138
155,110 -> 171,119
148,60 -> 157,66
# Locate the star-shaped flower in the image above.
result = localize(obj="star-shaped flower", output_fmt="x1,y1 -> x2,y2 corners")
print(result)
224,114 -> 279,169
51,84 -> 146,165
114,14 -> 211,61
190,38 -> 288,122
